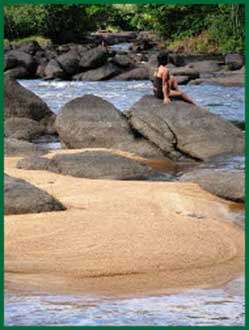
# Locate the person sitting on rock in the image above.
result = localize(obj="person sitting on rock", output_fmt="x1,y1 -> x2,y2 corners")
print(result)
153,51 -> 196,105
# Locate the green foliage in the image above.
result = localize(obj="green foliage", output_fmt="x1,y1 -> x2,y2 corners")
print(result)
4,4 -> 245,53
4,5 -> 46,40
206,4 -> 244,54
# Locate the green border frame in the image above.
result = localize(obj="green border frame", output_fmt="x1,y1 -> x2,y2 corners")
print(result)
0,1 -> 247,329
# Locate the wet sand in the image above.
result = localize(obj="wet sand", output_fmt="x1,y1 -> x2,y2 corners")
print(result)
4,150 -> 244,296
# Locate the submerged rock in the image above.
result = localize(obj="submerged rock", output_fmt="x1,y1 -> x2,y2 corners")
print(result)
128,96 -> 244,160
17,150 -> 160,180
4,174 -> 65,215
179,169 -> 244,202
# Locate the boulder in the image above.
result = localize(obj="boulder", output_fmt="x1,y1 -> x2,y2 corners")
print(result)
190,71 -> 244,86
73,63 -> 121,81
127,96 -> 244,160
57,50 -> 80,76
16,150 -> 160,180
179,169 -> 244,202
4,174 -> 65,215
79,46 -> 108,70
187,60 -> 222,73
44,59 -> 65,80
225,54 -> 244,70
55,94 -> 136,148
175,75 -> 191,85
18,41 -> 42,55
4,138 -> 43,157
111,54 -> 135,68
5,117 -> 46,141
54,94 -> 163,157
113,67 -> 149,81
169,53 -> 224,67
170,67 -> 200,79
4,66 -> 30,79
4,50 -> 37,74
5,76 -> 54,122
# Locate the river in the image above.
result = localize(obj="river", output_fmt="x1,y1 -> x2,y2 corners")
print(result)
5,80 -> 245,326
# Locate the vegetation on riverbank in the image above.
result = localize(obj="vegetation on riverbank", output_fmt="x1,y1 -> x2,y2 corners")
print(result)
4,4 -> 244,54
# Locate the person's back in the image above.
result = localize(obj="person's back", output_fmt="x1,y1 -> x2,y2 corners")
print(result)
153,51 -> 196,105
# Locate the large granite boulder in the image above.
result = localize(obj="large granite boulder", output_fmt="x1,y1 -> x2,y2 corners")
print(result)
5,117 -> 46,141
187,60 -> 222,73
127,96 -> 244,160
44,59 -> 65,80
16,150 -> 159,180
55,94 -> 132,148
54,94 -> 163,157
4,50 -> 37,74
190,70 -> 244,86
111,54 -> 135,68
4,174 -> 65,215
4,66 -> 30,79
79,46 -> 108,70
225,54 -> 244,71
5,76 -> 54,122
5,138 -> 43,157
73,63 -> 121,81
113,67 -> 149,81
57,50 -> 80,76
179,169 -> 244,202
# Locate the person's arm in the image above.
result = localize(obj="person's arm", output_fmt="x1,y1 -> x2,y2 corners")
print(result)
162,69 -> 171,104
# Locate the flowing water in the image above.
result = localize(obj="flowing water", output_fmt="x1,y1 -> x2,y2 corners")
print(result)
5,79 -> 245,326
5,278 -> 245,326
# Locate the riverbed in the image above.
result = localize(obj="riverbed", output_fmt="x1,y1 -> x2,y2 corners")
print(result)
5,80 -> 245,326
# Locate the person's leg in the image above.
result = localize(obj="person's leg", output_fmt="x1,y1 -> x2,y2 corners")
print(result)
169,89 -> 196,105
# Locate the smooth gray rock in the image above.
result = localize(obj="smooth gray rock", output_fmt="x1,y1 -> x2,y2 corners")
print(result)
57,50 -> 80,76
55,94 -> 132,148
225,53 -> 244,70
4,174 -> 65,215
54,94 -> 163,157
5,76 -> 54,121
16,150 -> 158,180
128,96 -> 244,160
190,71 -> 244,86
73,63 -> 121,81
5,117 -> 46,141
4,50 -> 37,74
44,59 -> 65,80
111,54 -> 135,68
179,169 -> 244,202
187,60 -> 223,73
5,138 -> 44,157
79,46 -> 108,70
113,67 -> 149,81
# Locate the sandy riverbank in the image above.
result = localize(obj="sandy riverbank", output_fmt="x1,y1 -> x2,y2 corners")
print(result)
4,150 -> 244,296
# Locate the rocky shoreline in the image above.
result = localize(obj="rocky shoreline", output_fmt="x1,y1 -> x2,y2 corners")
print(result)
5,31 -> 244,86
4,37 -> 245,296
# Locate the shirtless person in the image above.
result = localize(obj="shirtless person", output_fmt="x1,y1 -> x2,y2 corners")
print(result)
153,51 -> 196,105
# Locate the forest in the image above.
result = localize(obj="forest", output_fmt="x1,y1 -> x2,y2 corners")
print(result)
4,4 -> 245,54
